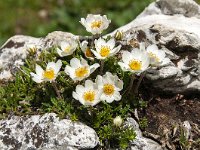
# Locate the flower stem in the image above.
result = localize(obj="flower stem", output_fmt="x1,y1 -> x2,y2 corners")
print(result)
133,71 -> 146,95
128,74 -> 136,94
100,60 -> 104,75
52,81 -> 62,99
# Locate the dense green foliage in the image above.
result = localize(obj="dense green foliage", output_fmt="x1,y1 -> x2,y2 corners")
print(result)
0,0 -> 155,45
0,45 -> 151,149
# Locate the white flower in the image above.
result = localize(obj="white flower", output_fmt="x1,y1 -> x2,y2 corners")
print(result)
57,38 -> 78,57
91,38 -> 121,59
80,14 -> 111,35
80,40 -> 94,60
65,57 -> 100,81
73,80 -> 101,106
146,44 -> 170,66
113,116 -> 123,127
96,72 -> 123,103
118,48 -> 150,74
30,60 -> 62,83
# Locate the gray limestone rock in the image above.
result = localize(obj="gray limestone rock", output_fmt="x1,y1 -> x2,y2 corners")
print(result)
126,118 -> 166,150
110,0 -> 200,94
0,113 -> 99,150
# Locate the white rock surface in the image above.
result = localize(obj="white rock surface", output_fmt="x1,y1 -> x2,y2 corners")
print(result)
0,113 -> 99,150
126,118 -> 166,150
110,0 -> 200,94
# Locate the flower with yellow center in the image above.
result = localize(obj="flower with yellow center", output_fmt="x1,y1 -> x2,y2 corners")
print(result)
129,60 -> 142,71
118,48 -> 150,74
83,91 -> 95,102
146,44 -> 170,66
91,38 -> 121,59
65,57 -> 100,81
91,20 -> 102,29
96,72 -> 123,103
80,41 -> 94,60
30,60 -> 62,83
43,69 -> 55,80
57,38 -> 78,57
73,80 -> 101,106
99,46 -> 110,57
80,14 -> 111,35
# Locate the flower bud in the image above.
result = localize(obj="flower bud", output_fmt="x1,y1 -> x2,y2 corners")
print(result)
114,30 -> 123,40
113,116 -> 123,127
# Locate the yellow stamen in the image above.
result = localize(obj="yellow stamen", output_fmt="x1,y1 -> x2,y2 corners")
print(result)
103,84 -> 115,95
85,48 -> 93,57
149,52 -> 160,62
75,67 -> 88,78
43,69 -> 55,80
64,46 -> 71,53
83,91 -> 95,102
100,46 -> 110,57
91,20 -> 102,28
129,60 -> 142,71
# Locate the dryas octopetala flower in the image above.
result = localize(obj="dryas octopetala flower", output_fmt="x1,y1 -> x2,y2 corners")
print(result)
146,44 -> 170,66
113,116 -> 123,127
80,40 -> 94,60
57,38 -> 78,57
30,60 -> 62,83
80,14 -> 111,35
91,38 -> 121,59
118,48 -> 150,74
96,72 -> 123,103
64,57 -> 100,81
73,80 -> 101,106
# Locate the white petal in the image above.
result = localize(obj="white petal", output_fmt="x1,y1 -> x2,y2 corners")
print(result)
95,38 -> 106,51
80,57 -> 88,66
64,66 -> 76,80
46,62 -> 56,71
95,75 -> 103,87
139,42 -> 146,51
91,49 -> 103,59
91,98 -> 101,106
113,92 -> 122,101
35,64 -> 44,77
121,51 -> 132,64
115,79 -> 123,90
101,94 -> 115,103
76,85 -> 85,94
80,18 -> 86,27
72,91 -> 79,100
55,60 -> 62,74
70,58 -> 81,68
146,44 -> 158,53
30,72 -> 43,83
90,63 -> 100,73
118,62 -> 129,71
60,41 -> 69,51
110,45 -> 121,55
85,80 -> 94,88
141,52 -> 150,70
107,38 -> 115,49
80,41 -> 88,52
57,48 -> 64,57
